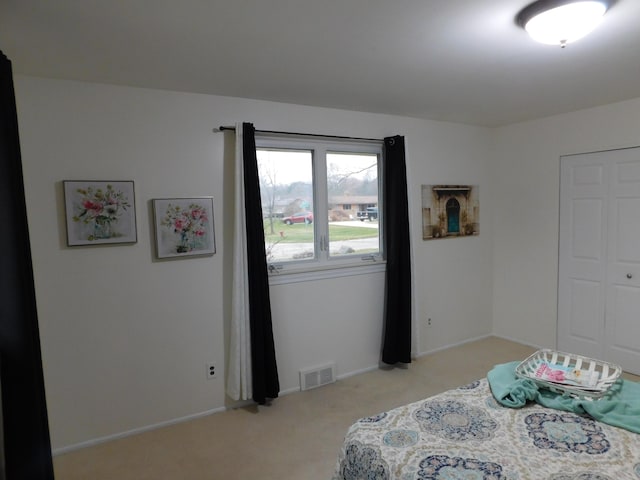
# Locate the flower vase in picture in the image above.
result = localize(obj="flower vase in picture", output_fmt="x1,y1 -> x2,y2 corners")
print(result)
93,217 -> 112,239
177,231 -> 196,253
177,234 -> 188,253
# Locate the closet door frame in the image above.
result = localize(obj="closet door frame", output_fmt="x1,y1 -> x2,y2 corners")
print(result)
558,146 -> 640,375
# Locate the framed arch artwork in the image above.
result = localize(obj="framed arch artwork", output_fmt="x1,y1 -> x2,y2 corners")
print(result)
421,184 -> 479,240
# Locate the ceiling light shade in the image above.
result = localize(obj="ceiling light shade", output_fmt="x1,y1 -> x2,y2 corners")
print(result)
517,0 -> 610,47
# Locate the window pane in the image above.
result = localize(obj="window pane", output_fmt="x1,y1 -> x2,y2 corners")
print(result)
326,152 -> 379,257
257,149 -> 315,263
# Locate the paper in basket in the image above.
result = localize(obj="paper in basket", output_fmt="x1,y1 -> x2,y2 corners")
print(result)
534,361 -> 600,388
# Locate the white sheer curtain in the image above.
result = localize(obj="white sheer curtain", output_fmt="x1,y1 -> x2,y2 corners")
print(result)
226,123 -> 252,401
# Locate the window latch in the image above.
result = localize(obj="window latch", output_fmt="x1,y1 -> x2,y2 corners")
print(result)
268,264 -> 283,274
320,235 -> 329,252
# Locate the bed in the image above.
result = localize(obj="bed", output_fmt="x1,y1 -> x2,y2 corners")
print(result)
333,374 -> 640,479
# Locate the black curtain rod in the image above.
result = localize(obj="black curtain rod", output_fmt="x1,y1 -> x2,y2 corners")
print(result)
216,125 -> 383,143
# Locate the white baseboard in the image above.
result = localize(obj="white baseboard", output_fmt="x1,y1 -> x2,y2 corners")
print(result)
337,364 -> 380,381
414,333 -> 492,358
55,333 -> 536,456
53,406 -> 226,456
491,333 -> 548,351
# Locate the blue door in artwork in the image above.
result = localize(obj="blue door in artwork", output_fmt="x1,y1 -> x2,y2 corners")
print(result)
446,198 -> 460,234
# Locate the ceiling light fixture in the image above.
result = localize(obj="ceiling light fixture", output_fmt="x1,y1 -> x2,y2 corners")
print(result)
516,0 -> 611,48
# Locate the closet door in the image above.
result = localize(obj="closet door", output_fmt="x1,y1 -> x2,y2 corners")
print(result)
558,153 -> 608,361
559,147 -> 640,375
605,150 -> 640,374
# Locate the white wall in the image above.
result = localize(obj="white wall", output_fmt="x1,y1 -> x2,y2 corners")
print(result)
491,98 -> 640,348
22,73 -> 640,454
409,124 -> 494,352
14,76 -> 494,451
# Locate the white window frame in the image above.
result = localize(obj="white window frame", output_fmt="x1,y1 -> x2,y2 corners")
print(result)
255,133 -> 386,284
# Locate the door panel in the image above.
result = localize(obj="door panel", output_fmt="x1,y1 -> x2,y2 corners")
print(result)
605,151 -> 640,374
607,284 -> 640,373
610,286 -> 640,343
558,155 -> 608,360
560,147 -> 640,375
568,279 -> 601,343
617,160 -> 640,183
571,198 -> 604,260
615,198 -> 640,262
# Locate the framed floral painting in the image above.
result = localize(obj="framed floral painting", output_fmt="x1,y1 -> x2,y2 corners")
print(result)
152,197 -> 216,258
63,180 -> 137,246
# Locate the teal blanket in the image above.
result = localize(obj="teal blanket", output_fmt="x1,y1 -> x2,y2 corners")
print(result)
487,361 -> 640,434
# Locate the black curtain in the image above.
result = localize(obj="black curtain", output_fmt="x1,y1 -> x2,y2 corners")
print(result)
381,135 -> 412,365
241,123 -> 280,405
0,52 -> 55,478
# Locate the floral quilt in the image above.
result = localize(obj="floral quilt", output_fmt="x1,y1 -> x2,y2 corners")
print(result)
333,379 -> 640,479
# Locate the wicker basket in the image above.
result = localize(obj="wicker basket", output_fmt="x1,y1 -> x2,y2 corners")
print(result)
515,349 -> 622,400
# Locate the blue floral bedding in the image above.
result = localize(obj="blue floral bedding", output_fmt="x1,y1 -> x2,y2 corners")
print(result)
333,379 -> 640,479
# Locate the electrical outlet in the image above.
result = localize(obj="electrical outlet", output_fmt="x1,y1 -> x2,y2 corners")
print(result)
206,362 -> 217,379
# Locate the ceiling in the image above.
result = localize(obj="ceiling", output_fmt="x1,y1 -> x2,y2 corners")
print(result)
2,0 -> 640,127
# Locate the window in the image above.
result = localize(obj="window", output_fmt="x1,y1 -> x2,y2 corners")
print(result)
256,134 -> 384,276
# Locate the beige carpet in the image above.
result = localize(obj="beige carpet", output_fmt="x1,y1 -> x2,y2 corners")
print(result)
53,337 -> 638,480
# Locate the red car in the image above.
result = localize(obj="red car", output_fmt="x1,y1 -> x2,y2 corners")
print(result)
283,212 -> 313,225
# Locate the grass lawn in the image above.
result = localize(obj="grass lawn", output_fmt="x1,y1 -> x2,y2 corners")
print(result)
263,221 -> 377,243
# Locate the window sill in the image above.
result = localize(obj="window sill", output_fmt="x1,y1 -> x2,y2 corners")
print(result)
268,261 -> 386,285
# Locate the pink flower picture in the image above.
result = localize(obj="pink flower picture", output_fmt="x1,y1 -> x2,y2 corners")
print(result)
64,181 -> 137,246
153,198 -> 215,258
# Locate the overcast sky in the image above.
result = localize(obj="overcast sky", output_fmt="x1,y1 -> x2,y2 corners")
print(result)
257,149 -> 377,186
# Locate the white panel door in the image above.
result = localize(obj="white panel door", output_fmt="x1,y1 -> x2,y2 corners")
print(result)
605,150 -> 640,374
558,154 -> 608,360
559,147 -> 640,375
